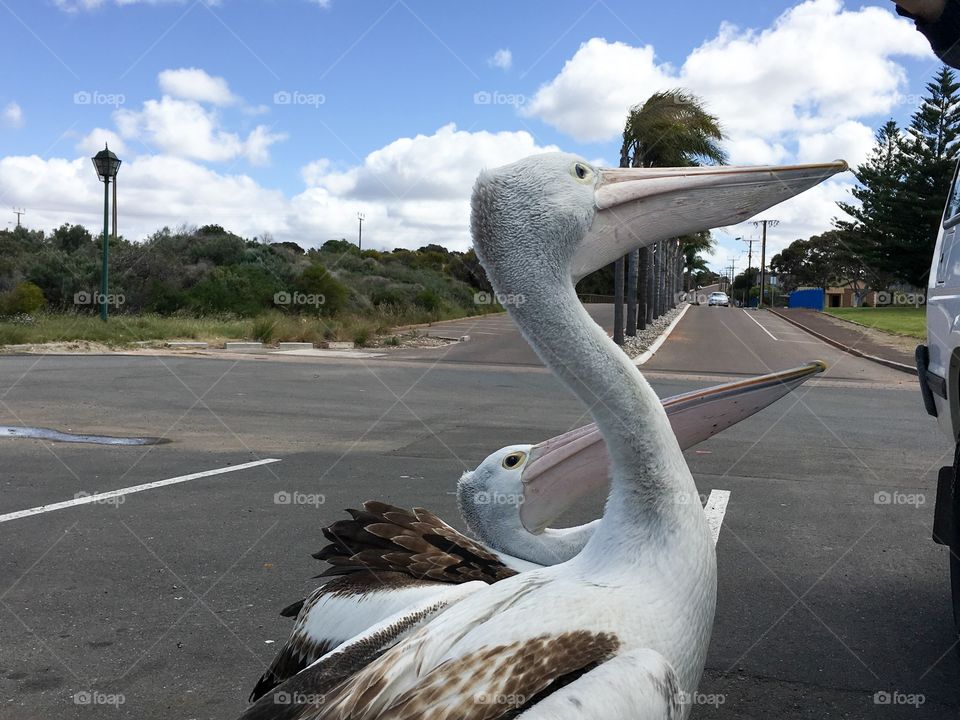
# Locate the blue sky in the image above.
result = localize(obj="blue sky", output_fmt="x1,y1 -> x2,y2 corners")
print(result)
0,0 -> 946,271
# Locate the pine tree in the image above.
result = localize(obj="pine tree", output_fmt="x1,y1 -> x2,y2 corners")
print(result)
834,120 -> 905,298
898,67 -> 960,286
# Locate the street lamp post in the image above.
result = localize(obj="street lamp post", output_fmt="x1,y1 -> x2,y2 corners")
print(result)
91,144 -> 121,321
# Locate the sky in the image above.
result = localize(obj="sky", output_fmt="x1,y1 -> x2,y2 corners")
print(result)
0,0 -> 948,273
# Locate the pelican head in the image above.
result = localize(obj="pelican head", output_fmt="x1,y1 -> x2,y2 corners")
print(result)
457,444 -> 533,549
471,152 -> 849,284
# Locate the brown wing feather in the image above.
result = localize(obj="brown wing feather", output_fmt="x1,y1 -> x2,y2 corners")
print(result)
313,502 -> 519,584
315,630 -> 621,720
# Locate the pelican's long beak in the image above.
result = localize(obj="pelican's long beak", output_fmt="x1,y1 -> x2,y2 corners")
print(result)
570,162 -> 849,281
518,361 -> 826,533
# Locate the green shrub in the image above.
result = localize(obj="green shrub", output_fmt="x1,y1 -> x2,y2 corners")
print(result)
1,281 -> 47,315
295,263 -> 349,315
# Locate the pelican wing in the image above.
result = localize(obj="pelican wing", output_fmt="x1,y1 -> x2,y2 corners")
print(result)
515,648 -> 683,719
250,573 -> 451,701
240,582 -> 487,720
314,501 -> 519,584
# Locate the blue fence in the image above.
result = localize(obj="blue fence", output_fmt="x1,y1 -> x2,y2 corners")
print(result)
788,288 -> 824,310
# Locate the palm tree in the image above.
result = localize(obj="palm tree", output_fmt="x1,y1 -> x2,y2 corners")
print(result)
620,90 -> 727,169
615,90 -> 726,340
680,231 -> 716,294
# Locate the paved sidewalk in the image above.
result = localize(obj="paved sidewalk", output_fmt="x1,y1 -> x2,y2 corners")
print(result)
769,308 -> 917,373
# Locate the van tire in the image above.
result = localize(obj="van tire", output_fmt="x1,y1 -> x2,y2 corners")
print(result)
952,443 -> 960,650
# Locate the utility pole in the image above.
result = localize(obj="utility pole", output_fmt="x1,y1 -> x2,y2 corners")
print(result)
12,208 -> 24,228
357,212 -> 365,251
737,236 -> 755,306
753,220 -> 779,309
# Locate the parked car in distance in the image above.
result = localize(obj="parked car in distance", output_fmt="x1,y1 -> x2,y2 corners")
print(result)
708,291 -> 730,307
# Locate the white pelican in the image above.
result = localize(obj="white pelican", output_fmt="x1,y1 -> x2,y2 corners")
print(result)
249,363 -> 823,701
238,154 -> 846,719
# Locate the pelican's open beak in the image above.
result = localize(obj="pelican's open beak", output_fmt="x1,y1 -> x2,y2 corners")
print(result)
570,162 -> 849,281
518,361 -> 827,533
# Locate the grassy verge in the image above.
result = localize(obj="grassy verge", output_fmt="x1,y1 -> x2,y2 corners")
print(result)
824,307 -> 925,339
0,306 -> 498,348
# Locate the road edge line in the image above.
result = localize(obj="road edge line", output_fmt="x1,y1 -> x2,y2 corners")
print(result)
633,303 -> 691,366
766,308 -> 916,376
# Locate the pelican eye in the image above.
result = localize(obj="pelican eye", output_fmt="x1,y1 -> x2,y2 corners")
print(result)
501,451 -> 527,469
574,163 -> 589,180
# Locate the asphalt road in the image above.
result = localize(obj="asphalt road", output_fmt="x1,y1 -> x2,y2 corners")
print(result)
0,306 -> 954,719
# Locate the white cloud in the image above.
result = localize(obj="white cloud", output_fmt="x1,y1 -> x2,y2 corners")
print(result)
524,0 -> 932,157
115,96 -> 285,165
0,125 -> 555,251
76,128 -> 128,156
158,68 -> 237,105
2,101 -> 23,129
488,49 -> 513,71
796,121 -> 876,168
54,0 -> 220,10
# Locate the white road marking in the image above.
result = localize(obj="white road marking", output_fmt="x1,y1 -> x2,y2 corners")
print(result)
634,303 -> 692,365
742,309 -> 778,341
0,458 -> 281,524
704,489 -> 731,546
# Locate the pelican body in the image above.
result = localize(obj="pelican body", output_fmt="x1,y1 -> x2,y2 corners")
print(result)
238,154 -> 846,719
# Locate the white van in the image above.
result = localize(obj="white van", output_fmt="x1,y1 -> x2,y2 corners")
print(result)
918,160 -> 960,638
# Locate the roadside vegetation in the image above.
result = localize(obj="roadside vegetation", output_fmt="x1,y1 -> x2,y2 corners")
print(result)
0,224 -> 499,347
824,307 -> 925,340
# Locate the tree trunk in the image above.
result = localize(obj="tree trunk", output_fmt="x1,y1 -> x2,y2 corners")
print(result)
626,250 -> 638,336
638,247 -> 649,330
613,256 -> 625,345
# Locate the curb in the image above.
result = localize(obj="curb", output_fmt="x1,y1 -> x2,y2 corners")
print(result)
766,308 -> 917,376
632,303 -> 691,366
